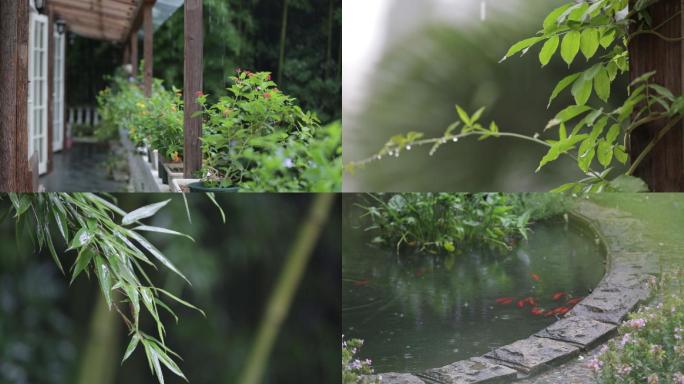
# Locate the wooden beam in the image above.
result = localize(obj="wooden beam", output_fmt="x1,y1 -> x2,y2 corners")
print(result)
628,0 -> 684,191
184,0 -> 203,177
0,0 -> 31,192
123,40 -> 130,65
48,9 -> 55,173
143,0 -> 154,97
131,31 -> 139,77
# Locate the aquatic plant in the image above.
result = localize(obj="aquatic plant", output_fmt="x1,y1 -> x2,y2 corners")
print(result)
593,270 -> 684,383
356,193 -> 531,254
342,336 -> 380,384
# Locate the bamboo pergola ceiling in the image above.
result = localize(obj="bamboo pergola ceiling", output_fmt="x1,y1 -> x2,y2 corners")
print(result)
48,0 -> 143,42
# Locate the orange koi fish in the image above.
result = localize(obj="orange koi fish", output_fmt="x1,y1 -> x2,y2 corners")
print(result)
530,273 -> 541,282
552,292 -> 567,301
495,297 -> 514,305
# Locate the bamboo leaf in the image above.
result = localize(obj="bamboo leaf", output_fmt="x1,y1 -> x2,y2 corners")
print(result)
122,200 -> 171,226
94,254 -> 113,310
126,230 -> 190,284
122,334 -> 140,364
132,226 -> 195,242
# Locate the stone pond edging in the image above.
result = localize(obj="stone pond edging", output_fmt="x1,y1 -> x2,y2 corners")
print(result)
364,201 -> 655,384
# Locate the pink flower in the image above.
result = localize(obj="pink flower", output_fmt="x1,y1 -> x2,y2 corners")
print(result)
618,364 -> 632,376
587,356 -> 603,373
195,91 -> 204,98
647,373 -> 659,384
673,372 -> 684,384
624,318 -> 646,329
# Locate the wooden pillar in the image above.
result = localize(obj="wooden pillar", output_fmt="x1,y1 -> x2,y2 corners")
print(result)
122,43 -> 130,66
0,0 -> 31,192
130,31 -> 138,78
47,9 -> 54,173
183,0 -> 203,177
143,0 -> 155,97
628,0 -> 684,191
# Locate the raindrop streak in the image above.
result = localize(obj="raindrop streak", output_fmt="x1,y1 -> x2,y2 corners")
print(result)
481,1 -> 487,21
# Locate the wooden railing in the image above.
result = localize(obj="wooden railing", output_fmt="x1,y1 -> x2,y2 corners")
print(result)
67,106 -> 100,132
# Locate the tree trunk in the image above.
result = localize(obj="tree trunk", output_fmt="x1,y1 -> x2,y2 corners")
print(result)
277,0 -> 289,84
628,0 -> 684,191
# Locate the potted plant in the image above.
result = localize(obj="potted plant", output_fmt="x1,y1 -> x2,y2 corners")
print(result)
189,70 -> 320,192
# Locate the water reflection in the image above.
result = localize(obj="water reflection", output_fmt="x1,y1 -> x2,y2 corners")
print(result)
342,216 -> 604,372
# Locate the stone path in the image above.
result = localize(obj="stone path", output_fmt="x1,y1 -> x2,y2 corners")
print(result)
366,200 -> 659,384
40,142 -> 128,192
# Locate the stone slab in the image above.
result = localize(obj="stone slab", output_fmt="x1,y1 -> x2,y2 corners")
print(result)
423,357 -> 518,384
535,316 -> 616,350
364,373 -> 425,383
483,337 -> 580,375
564,285 -> 642,324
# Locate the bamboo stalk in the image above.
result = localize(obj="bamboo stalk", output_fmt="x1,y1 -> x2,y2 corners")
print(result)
238,194 -> 335,384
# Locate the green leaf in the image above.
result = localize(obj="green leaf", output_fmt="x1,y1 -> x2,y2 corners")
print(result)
122,200 -> 171,226
606,123 -> 621,143
571,77 -> 593,106
94,254 -> 112,310
69,228 -> 91,250
45,227 -> 65,275
205,193 -> 226,223
152,287 -> 206,317
560,31 -> 581,66
456,105 -> 472,125
126,230 -> 190,284
122,334 -> 140,364
547,105 -> 592,129
580,28 -> 600,59
578,139 -> 596,173
544,4 -> 573,32
501,36 -> 544,61
470,107 -> 485,124
537,145 -> 561,171
132,226 -> 195,242
614,145 -> 629,164
539,35 -> 559,66
594,67 -> 611,102
548,73 -> 581,107
70,247 -> 94,285
599,28 -> 616,48
597,140 -> 614,167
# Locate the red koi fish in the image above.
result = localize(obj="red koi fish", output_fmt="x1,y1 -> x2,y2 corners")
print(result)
523,297 -> 537,306
415,268 -> 426,277
555,306 -> 571,315
495,297 -> 514,305
552,292 -> 567,301
353,279 -> 369,287
530,307 -> 545,316
530,273 -> 541,282
566,296 -> 584,306
517,299 -> 526,308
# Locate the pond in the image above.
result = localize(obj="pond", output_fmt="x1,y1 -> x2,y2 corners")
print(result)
342,210 -> 605,373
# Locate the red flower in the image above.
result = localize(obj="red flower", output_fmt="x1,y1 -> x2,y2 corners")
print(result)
263,93 -> 271,99
196,91 -> 204,98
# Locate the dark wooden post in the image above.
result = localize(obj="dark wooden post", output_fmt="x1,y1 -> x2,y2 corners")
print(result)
629,0 -> 684,191
0,0 -> 31,192
122,42 -> 130,66
183,0 -> 203,178
143,0 -> 155,97
130,31 -> 138,78
47,8 -> 54,173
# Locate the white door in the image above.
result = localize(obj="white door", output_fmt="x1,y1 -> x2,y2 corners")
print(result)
52,30 -> 65,152
28,12 -> 49,175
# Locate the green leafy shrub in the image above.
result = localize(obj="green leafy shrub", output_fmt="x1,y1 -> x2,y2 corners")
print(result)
592,270 -> 684,383
199,70 -> 341,191
342,337 -> 379,384
357,193 -> 532,254
98,76 -> 184,162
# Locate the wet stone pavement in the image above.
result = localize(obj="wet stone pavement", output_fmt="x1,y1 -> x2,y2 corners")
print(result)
40,143 -> 129,192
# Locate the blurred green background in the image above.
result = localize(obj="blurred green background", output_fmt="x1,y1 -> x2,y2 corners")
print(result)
343,0 -> 627,192
0,194 -> 340,384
